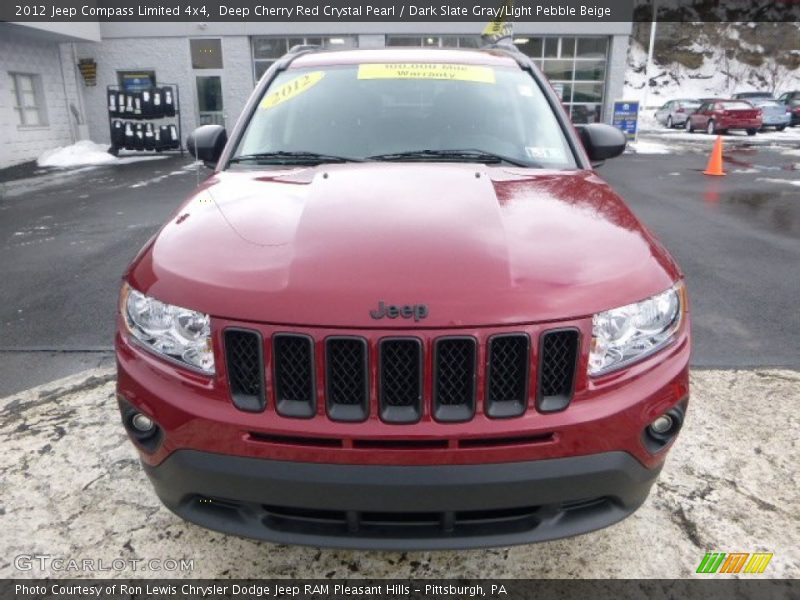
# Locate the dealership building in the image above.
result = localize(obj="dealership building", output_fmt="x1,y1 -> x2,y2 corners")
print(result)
1,21 -> 631,168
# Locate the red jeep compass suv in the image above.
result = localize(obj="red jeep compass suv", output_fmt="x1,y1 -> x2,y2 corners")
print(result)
116,45 -> 690,549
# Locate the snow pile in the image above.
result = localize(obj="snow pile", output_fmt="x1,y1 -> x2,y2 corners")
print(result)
627,140 -> 673,154
36,140 -> 168,168
37,140 -> 118,168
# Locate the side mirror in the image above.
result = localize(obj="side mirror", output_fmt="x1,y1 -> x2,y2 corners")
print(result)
576,123 -> 627,166
186,125 -> 227,167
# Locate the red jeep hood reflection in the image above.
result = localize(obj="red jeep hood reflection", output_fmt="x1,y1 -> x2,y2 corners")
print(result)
127,163 -> 680,327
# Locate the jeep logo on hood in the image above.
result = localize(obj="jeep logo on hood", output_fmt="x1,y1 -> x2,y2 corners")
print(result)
370,301 -> 429,322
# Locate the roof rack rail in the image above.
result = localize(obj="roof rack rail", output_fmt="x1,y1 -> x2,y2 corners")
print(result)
480,42 -> 529,68
288,44 -> 322,54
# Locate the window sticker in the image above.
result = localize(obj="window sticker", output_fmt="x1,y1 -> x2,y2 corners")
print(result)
518,85 -> 534,97
357,63 -> 496,83
525,146 -> 567,161
260,71 -> 325,110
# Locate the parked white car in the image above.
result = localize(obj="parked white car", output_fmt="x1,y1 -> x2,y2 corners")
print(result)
750,98 -> 791,131
654,99 -> 702,129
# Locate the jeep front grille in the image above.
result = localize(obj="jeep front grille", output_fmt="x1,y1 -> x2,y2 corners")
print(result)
223,329 -> 265,412
225,326 -> 580,422
379,338 -> 423,423
485,334 -> 530,418
433,337 -> 477,422
273,333 -> 316,418
537,329 -> 580,413
325,337 -> 369,422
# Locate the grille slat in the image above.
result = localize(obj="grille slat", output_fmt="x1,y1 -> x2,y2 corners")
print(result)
379,338 -> 423,423
433,337 -> 477,422
224,329 -> 265,412
273,334 -> 316,418
537,329 -> 580,413
326,337 -> 369,422
485,334 -> 530,418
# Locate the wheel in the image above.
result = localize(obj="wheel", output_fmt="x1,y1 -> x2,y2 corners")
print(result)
107,145 -> 119,157
706,120 -> 716,135
666,116 -> 673,129
686,118 -> 694,133
746,129 -> 757,136
777,125 -> 786,132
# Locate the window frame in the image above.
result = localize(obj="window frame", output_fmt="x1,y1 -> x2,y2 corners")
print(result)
10,72 -> 47,128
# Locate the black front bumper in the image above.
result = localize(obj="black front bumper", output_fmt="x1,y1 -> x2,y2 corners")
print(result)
144,450 -> 661,550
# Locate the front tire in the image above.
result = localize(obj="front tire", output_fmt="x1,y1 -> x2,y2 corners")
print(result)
746,129 -> 758,136
777,125 -> 786,132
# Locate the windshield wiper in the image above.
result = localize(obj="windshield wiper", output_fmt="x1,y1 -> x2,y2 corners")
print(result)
229,151 -> 362,165
367,149 -> 534,168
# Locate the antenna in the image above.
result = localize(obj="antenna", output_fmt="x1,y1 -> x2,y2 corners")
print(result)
194,133 -> 200,188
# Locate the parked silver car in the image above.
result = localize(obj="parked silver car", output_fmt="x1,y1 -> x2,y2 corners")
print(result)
776,91 -> 800,127
655,99 -> 702,128
750,99 -> 790,131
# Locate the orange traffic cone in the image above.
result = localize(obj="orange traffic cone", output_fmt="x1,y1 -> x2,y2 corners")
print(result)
703,135 -> 725,176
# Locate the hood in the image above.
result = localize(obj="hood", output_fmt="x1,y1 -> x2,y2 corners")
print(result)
128,163 -> 680,328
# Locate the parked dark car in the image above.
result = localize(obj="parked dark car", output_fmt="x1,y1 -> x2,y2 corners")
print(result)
777,91 -> 800,127
733,91 -> 774,101
686,100 -> 762,135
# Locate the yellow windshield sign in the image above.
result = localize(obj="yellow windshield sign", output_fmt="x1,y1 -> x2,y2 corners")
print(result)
260,71 -> 325,110
357,63 -> 495,84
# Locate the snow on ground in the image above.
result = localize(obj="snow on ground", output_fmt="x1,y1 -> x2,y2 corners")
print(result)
627,140 -> 673,154
37,140 -> 167,168
757,177 -> 800,188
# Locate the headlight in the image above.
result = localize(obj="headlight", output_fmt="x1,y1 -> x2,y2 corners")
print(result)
121,283 -> 214,374
589,283 -> 684,376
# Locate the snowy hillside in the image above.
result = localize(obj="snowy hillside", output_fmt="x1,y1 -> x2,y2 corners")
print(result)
624,23 -> 800,111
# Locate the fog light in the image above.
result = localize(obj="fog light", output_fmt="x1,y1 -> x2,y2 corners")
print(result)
650,414 -> 674,435
131,412 -> 154,433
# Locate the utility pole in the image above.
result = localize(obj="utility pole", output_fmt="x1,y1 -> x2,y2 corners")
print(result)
638,0 -> 658,142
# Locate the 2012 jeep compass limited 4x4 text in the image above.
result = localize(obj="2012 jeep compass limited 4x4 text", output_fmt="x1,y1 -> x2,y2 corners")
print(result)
117,45 -> 690,549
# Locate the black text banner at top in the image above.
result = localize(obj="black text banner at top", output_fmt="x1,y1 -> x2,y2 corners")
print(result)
3,0 -> 800,22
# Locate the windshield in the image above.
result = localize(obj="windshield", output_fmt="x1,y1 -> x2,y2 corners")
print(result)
233,63 -> 576,169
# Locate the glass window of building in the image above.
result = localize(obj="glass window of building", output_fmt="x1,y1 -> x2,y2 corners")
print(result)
514,36 -> 608,123
386,35 -> 482,49
251,36 -> 358,82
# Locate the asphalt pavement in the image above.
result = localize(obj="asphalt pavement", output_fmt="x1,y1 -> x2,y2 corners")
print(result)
0,156 -> 201,395
0,137 -> 799,396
